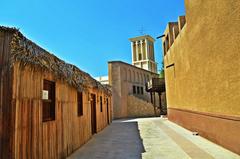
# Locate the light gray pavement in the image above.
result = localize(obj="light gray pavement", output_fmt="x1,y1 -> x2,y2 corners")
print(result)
68,117 -> 240,159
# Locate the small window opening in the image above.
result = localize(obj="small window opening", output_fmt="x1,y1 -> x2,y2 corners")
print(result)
100,96 -> 103,112
77,92 -> 83,116
42,79 -> 55,122
139,53 -> 142,60
133,85 -> 136,94
137,86 -> 140,94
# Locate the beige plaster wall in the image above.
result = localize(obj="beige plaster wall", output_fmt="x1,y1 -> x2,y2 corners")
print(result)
108,61 -> 159,119
163,0 -> 240,116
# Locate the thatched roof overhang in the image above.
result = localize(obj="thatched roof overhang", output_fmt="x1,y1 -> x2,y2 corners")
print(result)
0,26 -> 111,95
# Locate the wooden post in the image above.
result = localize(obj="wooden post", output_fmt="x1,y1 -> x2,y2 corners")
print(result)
158,92 -> 162,115
150,92 -> 153,103
153,92 -> 157,116
153,92 -> 156,108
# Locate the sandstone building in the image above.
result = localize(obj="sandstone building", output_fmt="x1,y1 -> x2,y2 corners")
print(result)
108,61 -> 159,118
108,35 -> 164,119
95,76 -> 109,85
162,0 -> 240,154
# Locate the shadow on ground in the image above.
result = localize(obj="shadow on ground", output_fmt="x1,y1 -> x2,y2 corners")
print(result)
68,119 -> 145,159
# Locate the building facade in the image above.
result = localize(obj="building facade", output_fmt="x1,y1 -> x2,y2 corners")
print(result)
108,61 -> 159,119
129,35 -> 157,73
94,76 -> 109,85
0,27 -> 112,159
162,0 -> 240,154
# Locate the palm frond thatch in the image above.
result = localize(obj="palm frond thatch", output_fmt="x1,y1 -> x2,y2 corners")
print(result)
0,26 -> 111,95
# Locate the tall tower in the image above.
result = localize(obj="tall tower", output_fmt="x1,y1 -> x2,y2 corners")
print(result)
129,35 -> 157,73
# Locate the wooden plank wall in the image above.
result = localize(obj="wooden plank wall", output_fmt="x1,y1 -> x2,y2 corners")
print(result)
0,31 -> 15,159
92,89 -> 109,133
12,63 -> 111,159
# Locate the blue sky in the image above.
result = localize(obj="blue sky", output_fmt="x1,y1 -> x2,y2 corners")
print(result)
1,0 -> 185,77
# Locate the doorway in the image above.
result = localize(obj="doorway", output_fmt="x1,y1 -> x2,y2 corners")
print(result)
106,98 -> 109,124
90,94 -> 97,134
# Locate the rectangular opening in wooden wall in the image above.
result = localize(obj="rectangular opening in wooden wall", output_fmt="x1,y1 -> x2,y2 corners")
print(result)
42,79 -> 56,122
90,94 -> 97,134
106,98 -> 110,124
77,92 -> 83,116
100,96 -> 103,112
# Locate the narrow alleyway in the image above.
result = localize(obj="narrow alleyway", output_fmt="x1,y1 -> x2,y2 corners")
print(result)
68,118 -> 240,159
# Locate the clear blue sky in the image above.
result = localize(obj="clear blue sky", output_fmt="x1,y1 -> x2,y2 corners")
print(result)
1,0 -> 185,77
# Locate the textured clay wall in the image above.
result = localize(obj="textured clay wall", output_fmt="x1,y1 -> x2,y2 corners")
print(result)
163,0 -> 240,154
164,0 -> 240,116
127,95 -> 159,118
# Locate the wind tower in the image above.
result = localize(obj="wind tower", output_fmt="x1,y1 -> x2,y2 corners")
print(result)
129,35 -> 157,73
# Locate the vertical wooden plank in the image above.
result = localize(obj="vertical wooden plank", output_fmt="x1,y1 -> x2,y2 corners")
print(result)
56,101 -> 64,159
42,123 -> 48,159
1,32 -> 15,159
38,100 -> 43,159
0,31 -> 4,158
31,99 -> 40,159
21,99 -> 27,159
1,45 -> 112,159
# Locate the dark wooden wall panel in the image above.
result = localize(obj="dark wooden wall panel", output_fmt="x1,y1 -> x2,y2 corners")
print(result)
0,31 -> 15,159
0,30 -> 4,159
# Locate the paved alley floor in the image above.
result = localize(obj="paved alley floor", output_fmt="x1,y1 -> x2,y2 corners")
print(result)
68,118 -> 240,159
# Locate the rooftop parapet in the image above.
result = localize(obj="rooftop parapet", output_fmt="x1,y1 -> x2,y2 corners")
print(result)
178,16 -> 186,31
162,15 -> 186,56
